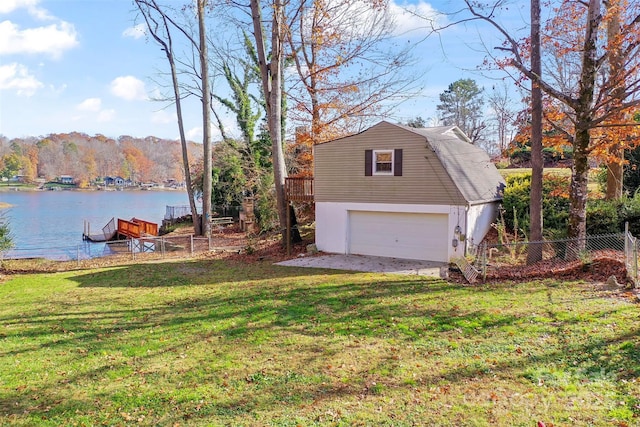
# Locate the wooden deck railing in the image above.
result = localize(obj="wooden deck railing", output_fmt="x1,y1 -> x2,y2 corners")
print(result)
285,177 -> 314,202
117,218 -> 142,238
117,218 -> 158,238
132,218 -> 159,236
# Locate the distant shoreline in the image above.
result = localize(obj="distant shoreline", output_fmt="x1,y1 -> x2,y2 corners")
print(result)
0,185 -> 186,193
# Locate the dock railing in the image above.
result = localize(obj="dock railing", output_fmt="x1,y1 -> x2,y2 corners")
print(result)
117,218 -> 142,238
117,218 -> 158,238
131,218 -> 159,236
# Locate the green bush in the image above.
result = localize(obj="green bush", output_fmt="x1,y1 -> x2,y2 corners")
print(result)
586,199 -> 622,235
501,173 -> 531,232
0,212 -> 14,257
618,193 -> 640,236
582,193 -> 640,236
593,166 -> 608,194
501,172 -> 570,238
495,160 -> 510,169
502,173 -> 640,238
509,148 -> 531,166
254,174 -> 278,232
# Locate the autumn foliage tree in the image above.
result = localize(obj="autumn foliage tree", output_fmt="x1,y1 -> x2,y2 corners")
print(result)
285,0 -> 418,176
466,0 -> 640,247
0,133 -> 200,186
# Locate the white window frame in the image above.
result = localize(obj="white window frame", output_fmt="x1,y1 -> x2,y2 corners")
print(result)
373,149 -> 394,175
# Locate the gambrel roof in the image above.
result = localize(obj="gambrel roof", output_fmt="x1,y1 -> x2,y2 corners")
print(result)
394,122 -> 505,204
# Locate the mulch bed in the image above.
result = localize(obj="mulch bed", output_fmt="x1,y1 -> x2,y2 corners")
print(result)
478,249 -> 630,284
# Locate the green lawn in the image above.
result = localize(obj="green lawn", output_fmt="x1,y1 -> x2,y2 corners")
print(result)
1,259 -> 639,426
499,167 -> 603,195
499,167 -> 574,179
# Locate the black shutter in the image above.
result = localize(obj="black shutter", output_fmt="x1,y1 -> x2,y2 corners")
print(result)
394,149 -> 403,176
365,149 -> 373,176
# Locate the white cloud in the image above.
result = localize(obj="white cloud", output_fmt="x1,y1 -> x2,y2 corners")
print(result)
75,98 -> 114,123
97,109 -> 116,122
0,0 -> 33,14
0,20 -> 78,58
389,1 -> 445,37
186,127 -> 202,141
77,97 -> 102,112
151,110 -> 175,124
122,24 -> 146,39
110,76 -> 147,101
0,0 -> 48,18
0,62 -> 42,95
48,83 -> 67,95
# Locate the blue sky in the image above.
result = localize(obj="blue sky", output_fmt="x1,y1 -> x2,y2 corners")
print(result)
0,0 -> 528,141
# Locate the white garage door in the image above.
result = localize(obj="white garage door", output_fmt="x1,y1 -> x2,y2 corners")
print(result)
348,211 -> 449,262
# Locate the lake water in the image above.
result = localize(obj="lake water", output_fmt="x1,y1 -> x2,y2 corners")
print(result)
0,189 -> 190,260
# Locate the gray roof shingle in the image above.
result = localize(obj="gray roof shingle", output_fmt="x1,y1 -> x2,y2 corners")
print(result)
394,122 -> 505,204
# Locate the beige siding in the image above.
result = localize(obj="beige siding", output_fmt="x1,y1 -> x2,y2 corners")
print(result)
314,122 -> 466,205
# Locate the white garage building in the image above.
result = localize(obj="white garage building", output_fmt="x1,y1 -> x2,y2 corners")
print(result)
313,121 -> 505,263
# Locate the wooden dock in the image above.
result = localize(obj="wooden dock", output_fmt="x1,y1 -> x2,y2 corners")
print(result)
83,217 -> 158,242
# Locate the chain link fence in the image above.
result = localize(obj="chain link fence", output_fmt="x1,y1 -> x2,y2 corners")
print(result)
469,232 -> 639,285
625,231 -> 640,285
4,232 -> 248,265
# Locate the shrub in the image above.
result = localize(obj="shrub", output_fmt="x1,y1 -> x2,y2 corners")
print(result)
503,171 -> 640,239
593,166 -> 608,194
494,159 -> 510,169
581,193 -> 640,236
509,148 -> 531,166
501,173 -> 532,231
254,174 -> 278,232
619,192 -> 640,236
586,199 -> 622,235
0,212 -> 13,260
501,172 -> 570,238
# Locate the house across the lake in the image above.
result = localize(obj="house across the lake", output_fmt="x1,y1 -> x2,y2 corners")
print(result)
9,175 -> 27,183
58,175 -> 74,185
103,176 -> 127,187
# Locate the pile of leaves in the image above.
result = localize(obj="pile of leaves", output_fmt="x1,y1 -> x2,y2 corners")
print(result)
484,249 -> 629,284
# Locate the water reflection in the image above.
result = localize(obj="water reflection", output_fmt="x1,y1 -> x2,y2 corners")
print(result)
0,189 -> 189,260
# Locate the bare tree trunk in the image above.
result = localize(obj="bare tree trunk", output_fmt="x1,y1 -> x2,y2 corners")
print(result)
198,0 -> 213,237
528,0 -> 544,264
135,0 -> 201,235
250,0 -> 289,242
172,39 -> 201,235
605,1 -> 624,199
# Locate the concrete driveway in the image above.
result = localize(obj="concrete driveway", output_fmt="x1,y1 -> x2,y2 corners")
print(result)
276,254 -> 448,278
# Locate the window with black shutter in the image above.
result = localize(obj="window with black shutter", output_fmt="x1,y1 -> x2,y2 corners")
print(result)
365,149 -> 403,176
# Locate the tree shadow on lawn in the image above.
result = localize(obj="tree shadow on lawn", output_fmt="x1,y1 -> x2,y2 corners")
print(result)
0,269 -> 460,353
71,257 -> 360,288
0,272 -> 460,420
3,271 -> 640,424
